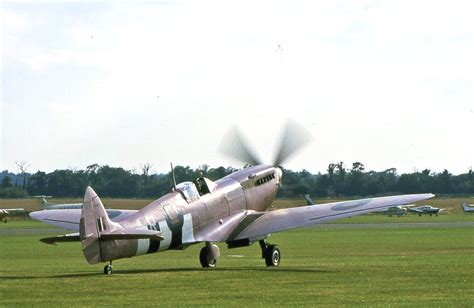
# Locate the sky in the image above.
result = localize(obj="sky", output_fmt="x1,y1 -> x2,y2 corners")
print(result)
1,0 -> 473,176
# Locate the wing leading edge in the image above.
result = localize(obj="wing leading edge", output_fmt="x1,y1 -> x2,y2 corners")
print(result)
228,193 -> 434,241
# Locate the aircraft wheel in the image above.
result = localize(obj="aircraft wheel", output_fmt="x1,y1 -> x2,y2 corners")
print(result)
103,264 -> 113,275
264,245 -> 281,267
199,246 -> 217,268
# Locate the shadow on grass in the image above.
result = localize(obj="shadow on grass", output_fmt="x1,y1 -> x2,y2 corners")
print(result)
0,266 -> 334,279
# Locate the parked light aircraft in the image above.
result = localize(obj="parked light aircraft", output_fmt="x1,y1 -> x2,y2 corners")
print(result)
34,195 -> 83,209
408,205 -> 444,216
29,122 -> 435,274
374,205 -> 409,217
461,203 -> 474,212
0,208 -> 24,223
33,195 -> 135,223
32,195 -> 136,227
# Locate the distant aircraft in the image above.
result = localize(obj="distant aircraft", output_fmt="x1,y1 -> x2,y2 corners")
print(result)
374,205 -> 411,217
408,205 -> 444,216
29,121 -> 435,274
32,196 -> 136,230
0,208 -> 24,223
461,203 -> 474,212
34,195 -> 83,209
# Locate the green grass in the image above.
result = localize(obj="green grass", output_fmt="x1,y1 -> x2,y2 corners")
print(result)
1,222 -> 473,306
0,219 -> 62,229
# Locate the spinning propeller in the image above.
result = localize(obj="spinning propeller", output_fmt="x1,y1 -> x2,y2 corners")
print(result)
219,119 -> 312,168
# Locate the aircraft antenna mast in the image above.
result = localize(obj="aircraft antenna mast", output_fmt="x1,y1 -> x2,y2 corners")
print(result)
170,162 -> 177,190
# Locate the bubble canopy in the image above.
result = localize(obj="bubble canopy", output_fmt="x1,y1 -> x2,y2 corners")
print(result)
176,181 -> 200,202
175,177 -> 217,202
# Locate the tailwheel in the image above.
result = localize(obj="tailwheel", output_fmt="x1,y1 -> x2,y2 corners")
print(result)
103,262 -> 113,275
259,240 -> 281,267
199,243 -> 220,268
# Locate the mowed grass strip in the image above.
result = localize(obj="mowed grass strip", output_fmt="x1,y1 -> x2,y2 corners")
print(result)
1,225 -> 472,306
2,196 -> 474,225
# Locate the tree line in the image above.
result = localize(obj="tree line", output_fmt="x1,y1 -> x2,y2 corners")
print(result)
0,162 -> 473,198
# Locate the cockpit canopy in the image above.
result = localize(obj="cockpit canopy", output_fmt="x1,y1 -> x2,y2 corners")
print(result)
194,177 -> 217,196
175,177 -> 217,203
176,182 -> 200,202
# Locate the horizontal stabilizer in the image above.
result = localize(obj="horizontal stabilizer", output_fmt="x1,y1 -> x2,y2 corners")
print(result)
100,229 -> 164,241
40,233 -> 80,245
41,229 -> 163,245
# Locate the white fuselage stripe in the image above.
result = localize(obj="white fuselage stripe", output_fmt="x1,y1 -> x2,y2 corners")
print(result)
136,239 -> 150,256
182,213 -> 195,244
158,220 -> 172,251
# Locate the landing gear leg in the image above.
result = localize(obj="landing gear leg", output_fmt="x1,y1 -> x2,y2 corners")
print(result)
103,261 -> 113,275
199,242 -> 220,268
259,240 -> 281,267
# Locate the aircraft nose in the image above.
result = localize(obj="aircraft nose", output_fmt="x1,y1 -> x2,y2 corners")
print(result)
29,210 -> 46,221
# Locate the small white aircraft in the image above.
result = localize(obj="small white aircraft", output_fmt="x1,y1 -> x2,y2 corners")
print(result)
461,203 -> 474,212
34,195 -> 82,209
408,205 -> 444,216
0,208 -> 24,223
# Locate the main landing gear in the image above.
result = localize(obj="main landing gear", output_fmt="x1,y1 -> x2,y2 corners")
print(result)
198,240 -> 280,268
259,240 -> 281,267
199,242 -> 220,268
103,261 -> 113,275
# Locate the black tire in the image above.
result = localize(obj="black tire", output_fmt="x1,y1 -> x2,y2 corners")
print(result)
264,245 -> 281,267
199,246 -> 216,268
103,264 -> 113,275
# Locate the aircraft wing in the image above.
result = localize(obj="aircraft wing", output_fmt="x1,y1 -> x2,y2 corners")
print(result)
29,209 -> 138,231
1,208 -> 24,212
226,193 -> 434,241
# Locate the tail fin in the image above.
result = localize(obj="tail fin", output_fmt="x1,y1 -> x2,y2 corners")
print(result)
34,195 -> 52,209
305,194 -> 316,205
80,186 -> 121,264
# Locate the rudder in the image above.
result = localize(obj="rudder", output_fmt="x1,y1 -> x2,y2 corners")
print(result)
80,186 -> 121,264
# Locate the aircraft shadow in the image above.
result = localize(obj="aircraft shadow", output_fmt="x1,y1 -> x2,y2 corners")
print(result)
0,267 -> 333,279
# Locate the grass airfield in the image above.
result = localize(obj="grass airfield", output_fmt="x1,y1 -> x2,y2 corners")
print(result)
1,197 -> 473,306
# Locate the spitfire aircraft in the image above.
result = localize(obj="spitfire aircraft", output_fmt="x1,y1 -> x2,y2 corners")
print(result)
30,122 -> 434,274
408,205 -> 444,216
0,208 -> 24,223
